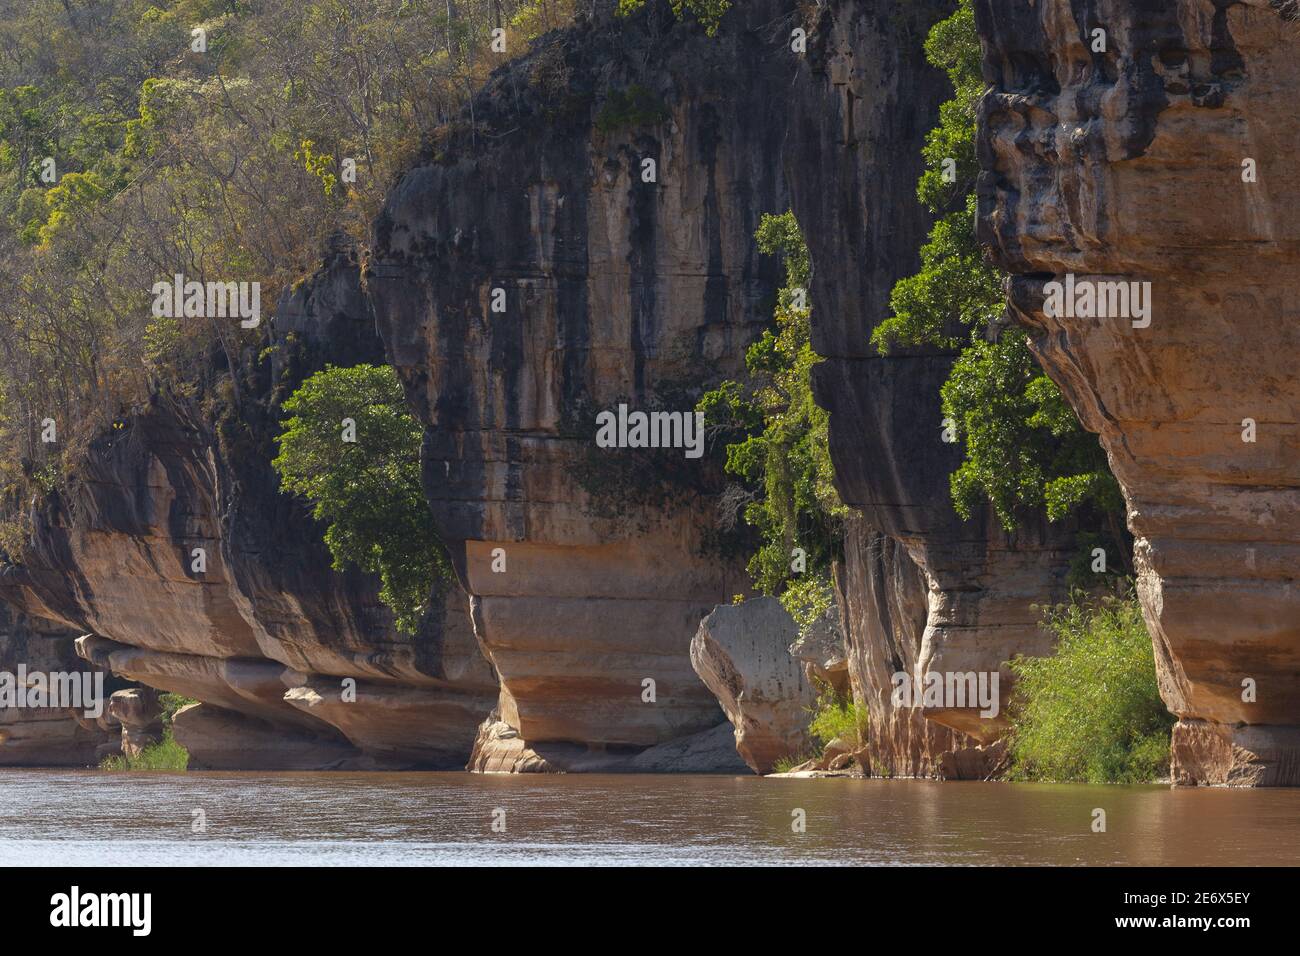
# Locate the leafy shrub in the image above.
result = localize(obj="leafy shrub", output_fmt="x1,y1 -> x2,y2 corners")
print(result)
1007,593 -> 1173,783
617,0 -> 732,36
808,688 -> 868,751
872,0 -> 1124,561
696,212 -> 847,610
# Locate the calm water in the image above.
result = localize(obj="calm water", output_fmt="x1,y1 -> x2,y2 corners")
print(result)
1,770 -> 1296,866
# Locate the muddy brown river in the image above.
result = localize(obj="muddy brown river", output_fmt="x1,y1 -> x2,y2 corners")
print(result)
2,770 -> 1296,866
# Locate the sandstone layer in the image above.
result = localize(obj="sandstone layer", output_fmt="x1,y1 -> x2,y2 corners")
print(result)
976,0 -> 1300,785
0,242 -> 496,769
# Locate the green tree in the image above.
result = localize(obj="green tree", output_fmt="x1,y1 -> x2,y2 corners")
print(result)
617,0 -> 732,36
272,364 -> 449,633
698,212 -> 846,626
872,0 -> 1124,554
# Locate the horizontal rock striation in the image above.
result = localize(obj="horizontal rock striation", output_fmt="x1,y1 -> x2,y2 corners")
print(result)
976,0 -> 1300,785
0,604 -> 119,766
0,242 -> 496,769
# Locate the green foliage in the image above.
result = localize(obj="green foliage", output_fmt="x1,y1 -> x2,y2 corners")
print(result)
272,364 -> 449,633
294,138 -> 338,197
872,0 -> 1122,544
0,0 -> 565,501
808,688 -> 868,750
697,211 -> 846,604
770,753 -> 805,774
876,195 -> 1002,351
617,0 -> 732,36
779,575 -> 835,635
1007,593 -> 1173,784
100,729 -> 190,771
942,329 -> 1124,531
595,84 -> 669,134
159,692 -> 198,723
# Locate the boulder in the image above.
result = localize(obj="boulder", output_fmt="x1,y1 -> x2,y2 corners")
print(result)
467,715 -> 748,774
107,687 -> 164,757
789,603 -> 850,696
690,598 -> 817,774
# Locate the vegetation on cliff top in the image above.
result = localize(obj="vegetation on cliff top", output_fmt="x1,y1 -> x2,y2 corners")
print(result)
272,364 -> 449,634
1008,594 -> 1173,784
874,0 -> 1126,572
0,0 -> 573,543
617,0 -> 732,36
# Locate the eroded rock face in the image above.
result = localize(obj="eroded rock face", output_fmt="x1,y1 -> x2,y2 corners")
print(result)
976,0 -> 1300,785
789,603 -> 849,697
691,598 -> 817,773
171,702 -> 374,771
366,0 -> 1075,777
0,605 -> 119,766
369,1 -> 797,769
786,0 -> 1076,777
0,243 -> 496,769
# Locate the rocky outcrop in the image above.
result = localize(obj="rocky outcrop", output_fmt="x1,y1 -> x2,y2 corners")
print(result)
691,598 -> 817,773
0,242 -> 497,769
364,0 -> 1079,778
368,1 -> 797,770
468,715 -> 747,773
976,0 -> 1300,785
789,603 -> 849,697
784,0 -> 1077,777
171,702 -> 375,771
0,605 -> 119,766
107,687 -> 164,758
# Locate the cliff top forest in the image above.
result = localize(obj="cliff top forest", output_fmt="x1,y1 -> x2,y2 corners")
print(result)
0,0 -> 575,546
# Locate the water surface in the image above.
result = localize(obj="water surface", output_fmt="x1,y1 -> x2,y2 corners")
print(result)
2,770 -> 1295,866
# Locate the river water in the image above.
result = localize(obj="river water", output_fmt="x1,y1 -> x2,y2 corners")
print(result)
1,770 -> 1296,866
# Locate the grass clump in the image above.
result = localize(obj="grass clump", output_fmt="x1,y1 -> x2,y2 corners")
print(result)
100,730 -> 190,772
100,692 -> 196,771
1007,592 -> 1173,784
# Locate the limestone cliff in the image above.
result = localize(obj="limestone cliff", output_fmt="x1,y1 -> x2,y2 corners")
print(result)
368,0 -> 1080,778
0,0 -> 1115,779
0,241 -> 496,769
367,1 -> 796,769
976,0 -> 1299,785
784,0 -> 1077,777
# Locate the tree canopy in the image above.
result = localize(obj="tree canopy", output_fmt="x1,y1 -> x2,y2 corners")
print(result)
873,0 -> 1124,566
272,363 -> 449,634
